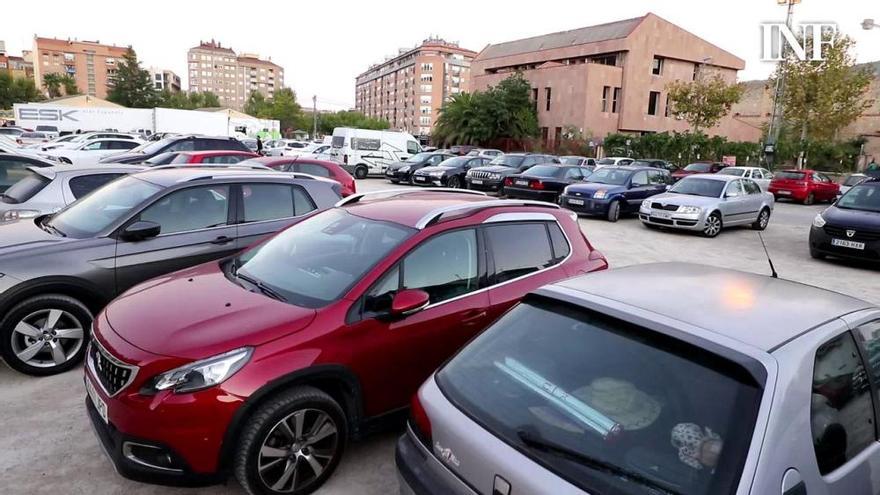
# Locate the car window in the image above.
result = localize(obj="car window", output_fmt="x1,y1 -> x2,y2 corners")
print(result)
811,332 -> 875,474
111,141 -> 137,150
296,163 -> 332,178
68,173 -> 124,200
854,320 -> 880,406
724,181 -> 744,197
648,170 -> 667,185
487,223 -> 555,284
47,176 -> 162,238
166,140 -> 196,152
83,141 -> 104,151
0,158 -> 35,191
242,184 -> 295,222
751,170 -> 763,179
547,222 -> 570,261
402,229 -> 478,305
563,168 -> 582,180
429,154 -> 446,165
407,141 -> 420,154
761,169 -> 773,179
631,171 -> 649,187
743,180 -> 761,195
816,173 -> 831,183
139,185 -> 230,234
1,170 -> 50,202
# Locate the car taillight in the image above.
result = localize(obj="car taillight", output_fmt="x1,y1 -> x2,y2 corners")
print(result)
504,177 -> 514,186
530,180 -> 545,190
410,393 -> 432,447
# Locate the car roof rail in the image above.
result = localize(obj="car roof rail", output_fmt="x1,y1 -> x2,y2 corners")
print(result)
151,163 -> 274,172
335,187 -> 486,207
415,199 -> 560,229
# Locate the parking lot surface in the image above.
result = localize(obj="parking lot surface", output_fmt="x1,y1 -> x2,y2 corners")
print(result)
1,178 -> 876,495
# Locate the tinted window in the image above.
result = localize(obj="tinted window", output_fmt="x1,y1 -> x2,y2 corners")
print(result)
548,222 -> 570,260
683,163 -> 713,173
811,332 -> 875,474
47,176 -> 161,238
487,223 -> 555,283
69,173 -> 124,200
242,184 -> 294,222
438,300 -> 763,495
166,139 -> 196,152
110,141 -> 138,150
588,168 -> 631,186
489,155 -> 526,167
776,171 -> 806,181
140,185 -> 230,234
525,165 -> 563,178
1,171 -> 50,203
743,180 -> 761,195
838,185 -> 880,213
402,229 -> 478,304
296,163 -> 332,178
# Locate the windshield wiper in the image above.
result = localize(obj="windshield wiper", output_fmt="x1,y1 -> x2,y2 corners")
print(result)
40,219 -> 66,237
516,428 -> 681,495
236,271 -> 287,302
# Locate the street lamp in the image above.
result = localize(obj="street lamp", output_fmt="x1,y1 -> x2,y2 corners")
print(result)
864,19 -> 878,30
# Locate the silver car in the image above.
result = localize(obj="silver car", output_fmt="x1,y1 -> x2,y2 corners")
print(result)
397,263 -> 880,495
0,164 -> 144,222
639,174 -> 774,237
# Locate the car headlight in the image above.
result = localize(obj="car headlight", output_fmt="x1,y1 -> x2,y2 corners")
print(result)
812,214 -> 826,228
678,206 -> 701,215
1,209 -> 41,222
141,347 -> 252,395
399,165 -> 411,172
641,199 -> 652,209
430,171 -> 445,177
593,189 -> 607,200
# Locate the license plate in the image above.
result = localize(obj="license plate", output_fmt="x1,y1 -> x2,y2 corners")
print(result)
777,190 -> 791,195
652,211 -> 673,220
516,180 -> 529,186
86,376 -> 109,424
414,176 -> 426,182
471,179 -> 483,185
567,198 -> 584,206
831,238 -> 865,250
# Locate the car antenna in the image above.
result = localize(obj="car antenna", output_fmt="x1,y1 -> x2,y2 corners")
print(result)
757,231 -> 778,279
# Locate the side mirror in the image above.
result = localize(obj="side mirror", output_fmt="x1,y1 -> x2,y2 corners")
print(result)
120,221 -> 161,242
390,289 -> 430,317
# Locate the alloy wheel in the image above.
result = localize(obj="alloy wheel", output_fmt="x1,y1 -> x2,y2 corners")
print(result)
10,309 -> 84,369
257,408 -> 339,493
447,176 -> 460,189
759,210 -> 770,229
703,215 -> 721,237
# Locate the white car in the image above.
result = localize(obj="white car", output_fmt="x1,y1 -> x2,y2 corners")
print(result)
38,132 -> 142,151
39,138 -> 141,165
271,140 -> 313,157
16,132 -> 51,147
839,173 -> 868,197
596,156 -> 634,168
716,166 -> 774,192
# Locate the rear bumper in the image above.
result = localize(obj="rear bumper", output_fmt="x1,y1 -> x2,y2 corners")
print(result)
810,226 -> 880,261
769,186 -> 808,201
504,187 -> 559,202
395,426 -> 477,495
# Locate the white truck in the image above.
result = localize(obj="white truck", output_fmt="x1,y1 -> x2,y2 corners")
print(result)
328,128 -> 422,179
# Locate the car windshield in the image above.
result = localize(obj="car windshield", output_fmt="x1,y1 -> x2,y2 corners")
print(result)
837,185 -> 880,213
524,165 -> 563,177
232,209 -> 415,308
437,299 -> 762,495
775,171 -> 805,181
670,178 -> 726,198
437,157 -> 470,168
843,175 -> 867,187
406,153 -> 433,163
587,168 -> 631,185
144,152 -> 179,166
489,155 -> 525,167
130,138 -> 175,155
560,157 -> 584,165
717,168 -> 746,177
47,176 -> 161,238
683,163 -> 712,172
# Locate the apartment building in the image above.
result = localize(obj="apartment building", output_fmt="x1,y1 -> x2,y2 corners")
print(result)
471,13 -> 760,148
32,37 -> 128,99
355,38 -> 477,137
187,40 -> 284,110
149,67 -> 182,93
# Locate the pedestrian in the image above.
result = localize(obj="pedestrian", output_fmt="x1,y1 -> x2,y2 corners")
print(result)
256,136 -> 263,155
867,158 -> 879,172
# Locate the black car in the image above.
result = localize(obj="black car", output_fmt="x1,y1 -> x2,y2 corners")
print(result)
411,156 -> 492,188
503,164 -> 593,203
384,152 -> 454,184
98,135 -> 251,164
465,153 -> 559,194
0,168 -> 341,376
632,158 -> 677,172
0,153 -> 54,193
809,179 -> 880,263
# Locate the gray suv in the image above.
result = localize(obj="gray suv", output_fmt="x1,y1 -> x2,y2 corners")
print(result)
0,167 -> 341,376
398,263 -> 879,495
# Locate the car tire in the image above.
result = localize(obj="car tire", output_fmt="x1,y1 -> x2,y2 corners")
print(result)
752,208 -> 771,230
804,193 -> 815,205
354,166 -> 367,180
606,200 -> 621,222
235,386 -> 347,495
702,212 -> 723,238
389,179 -> 399,184
810,247 -> 826,260
447,176 -> 461,189
0,294 -> 92,376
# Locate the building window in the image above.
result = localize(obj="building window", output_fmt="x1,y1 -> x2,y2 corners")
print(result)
665,96 -> 670,117
420,74 -> 432,82
420,63 -> 433,72
545,87 -> 552,111
612,87 -> 621,113
692,63 -> 700,81
601,86 -> 610,112
531,88 -> 538,111
648,91 -> 661,116
541,127 -> 549,146
652,56 -> 664,75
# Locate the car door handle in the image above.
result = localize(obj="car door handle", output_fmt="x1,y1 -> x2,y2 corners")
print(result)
461,310 -> 487,324
210,236 -> 234,245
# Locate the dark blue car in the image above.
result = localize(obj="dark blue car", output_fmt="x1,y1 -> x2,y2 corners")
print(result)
809,179 -> 880,263
559,166 -> 671,221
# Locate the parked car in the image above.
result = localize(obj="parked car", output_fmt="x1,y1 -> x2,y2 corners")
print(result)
38,138 -> 140,165
631,158 -> 676,172
838,173 -> 868,197
0,164 -> 144,223
243,156 -> 357,197
595,156 -> 634,168
36,131 -> 141,151
385,152 -> 455,184
398,262 -> 880,495
809,179 -> 880,262
560,166 -> 671,221
98,135 -> 253,164
27,133 -> 80,150
449,144 -> 478,155
465,153 -> 560,194
83,189 -> 608,493
559,156 -> 597,167
465,148 -> 504,159
0,127 -> 25,138
281,142 -> 330,158
503,164 -> 594,204
671,161 -> 726,182
411,156 -> 492,188
717,166 -> 774,192
0,153 -> 55,193
769,169 -> 839,205
166,150 -> 260,165
639,174 -> 774,237
0,168 -> 341,376
34,125 -> 60,139
16,131 -> 51,147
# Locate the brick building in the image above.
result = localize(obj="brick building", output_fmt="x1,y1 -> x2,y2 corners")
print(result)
187,40 -> 284,110
31,37 -> 128,99
149,67 -> 182,93
355,38 -> 477,137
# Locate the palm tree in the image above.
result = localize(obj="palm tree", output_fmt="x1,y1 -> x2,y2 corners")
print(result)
42,73 -> 63,98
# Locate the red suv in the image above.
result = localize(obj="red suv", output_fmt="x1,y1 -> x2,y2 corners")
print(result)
768,169 -> 839,204
84,190 -> 607,494
243,156 -> 357,197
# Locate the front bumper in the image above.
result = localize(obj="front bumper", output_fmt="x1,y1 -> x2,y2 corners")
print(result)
396,426 -> 477,495
639,207 -> 704,231
810,225 -> 880,262
412,174 -> 444,186
386,169 -> 412,182
465,177 -> 503,192
559,194 -> 611,215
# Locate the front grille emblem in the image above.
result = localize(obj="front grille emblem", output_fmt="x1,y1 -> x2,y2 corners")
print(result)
847,230 -> 856,238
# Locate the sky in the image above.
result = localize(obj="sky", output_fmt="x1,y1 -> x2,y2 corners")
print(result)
3,0 -> 879,111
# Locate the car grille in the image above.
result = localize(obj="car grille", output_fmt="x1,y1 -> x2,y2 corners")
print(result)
89,338 -> 138,396
651,202 -> 680,211
824,225 -> 880,242
568,191 -> 592,198
468,171 -> 499,180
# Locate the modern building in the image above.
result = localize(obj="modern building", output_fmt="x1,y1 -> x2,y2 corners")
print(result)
355,37 -> 477,137
187,40 -> 285,110
31,37 -> 128,99
470,13 -> 760,149
149,67 -> 182,93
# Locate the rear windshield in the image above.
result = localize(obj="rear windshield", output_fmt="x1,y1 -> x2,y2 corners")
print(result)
717,168 -> 745,177
684,163 -> 712,172
597,158 -> 617,165
331,136 -> 345,148
560,157 -> 585,165
524,165 -> 563,177
1,171 -> 50,204
438,299 -> 762,495
775,171 -> 805,181
144,152 -> 179,166
35,125 -> 58,132
489,155 -> 525,167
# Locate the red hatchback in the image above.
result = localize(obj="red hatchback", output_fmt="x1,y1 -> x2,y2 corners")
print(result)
243,157 -> 357,197
671,161 -> 726,182
168,150 -> 260,164
84,190 -> 607,494
768,169 -> 839,204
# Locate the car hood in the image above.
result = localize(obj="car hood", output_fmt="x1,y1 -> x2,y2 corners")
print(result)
416,165 -> 454,174
822,205 -> 880,231
566,182 -> 627,194
647,192 -> 721,208
470,165 -> 516,174
104,263 -> 317,360
0,218 -> 72,261
387,161 -> 418,170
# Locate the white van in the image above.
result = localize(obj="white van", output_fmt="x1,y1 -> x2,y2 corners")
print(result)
329,128 -> 422,179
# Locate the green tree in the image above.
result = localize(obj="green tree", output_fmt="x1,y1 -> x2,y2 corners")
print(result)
201,91 -> 220,108
666,75 -> 744,134
243,91 -> 269,117
106,47 -> 158,108
42,73 -> 63,98
61,74 -> 79,96
314,110 -> 389,135
0,73 -> 43,109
